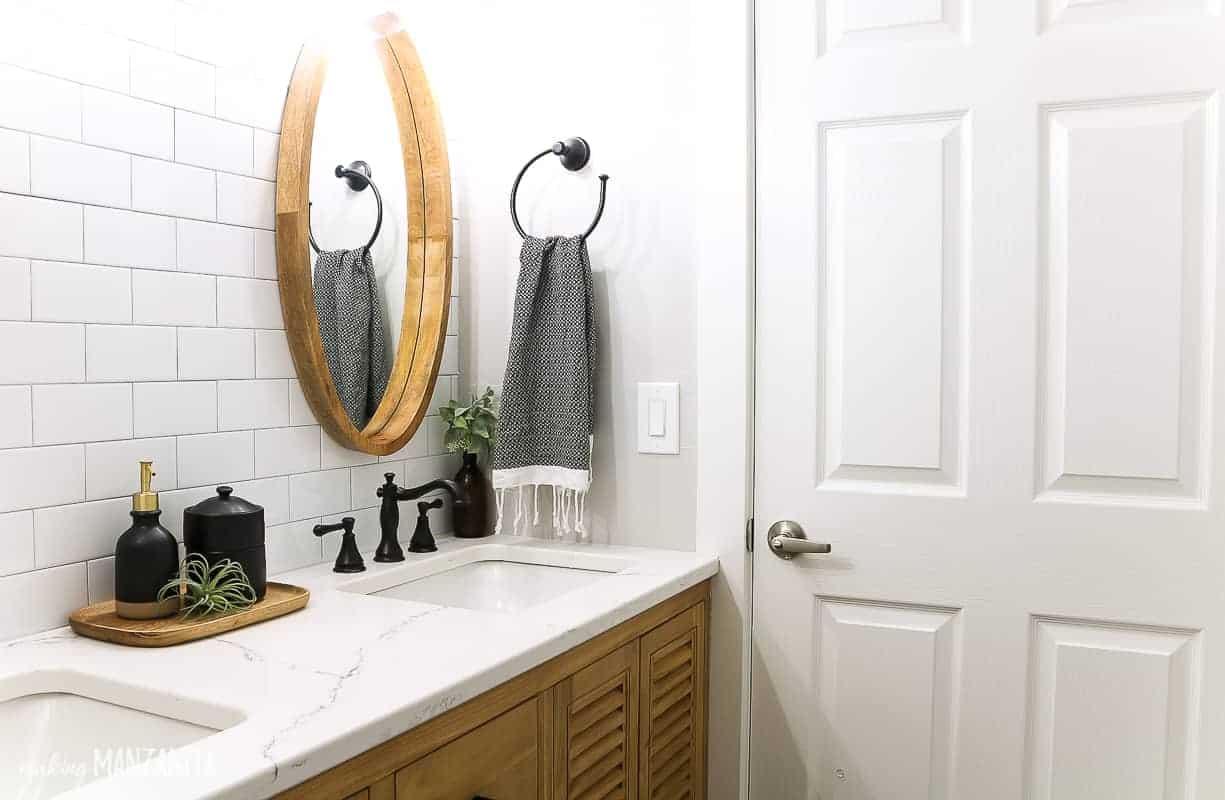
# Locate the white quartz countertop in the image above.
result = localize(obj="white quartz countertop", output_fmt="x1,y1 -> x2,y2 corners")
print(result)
1,535 -> 718,799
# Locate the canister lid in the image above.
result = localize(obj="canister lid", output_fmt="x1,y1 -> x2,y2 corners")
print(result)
186,486 -> 263,517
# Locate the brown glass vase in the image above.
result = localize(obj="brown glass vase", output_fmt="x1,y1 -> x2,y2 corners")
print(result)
453,452 -> 493,538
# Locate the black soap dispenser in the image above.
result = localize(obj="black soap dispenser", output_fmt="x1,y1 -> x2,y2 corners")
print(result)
114,461 -> 180,620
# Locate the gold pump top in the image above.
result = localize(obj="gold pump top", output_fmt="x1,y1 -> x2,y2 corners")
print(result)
132,461 -> 159,512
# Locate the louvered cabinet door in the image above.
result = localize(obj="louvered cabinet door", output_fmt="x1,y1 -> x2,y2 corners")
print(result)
638,604 -> 706,800
554,641 -> 640,800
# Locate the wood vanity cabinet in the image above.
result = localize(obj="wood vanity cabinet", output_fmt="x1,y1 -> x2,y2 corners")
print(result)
277,580 -> 709,800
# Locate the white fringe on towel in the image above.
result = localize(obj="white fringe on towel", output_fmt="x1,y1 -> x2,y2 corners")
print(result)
492,439 -> 592,538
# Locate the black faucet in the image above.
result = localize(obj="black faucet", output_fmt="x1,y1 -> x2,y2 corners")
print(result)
313,517 -> 365,573
375,473 -> 467,561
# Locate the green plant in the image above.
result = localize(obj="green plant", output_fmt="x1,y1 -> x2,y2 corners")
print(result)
158,554 -> 258,618
439,387 -> 498,461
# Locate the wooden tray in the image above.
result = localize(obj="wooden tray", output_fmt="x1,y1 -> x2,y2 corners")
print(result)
69,582 -> 310,647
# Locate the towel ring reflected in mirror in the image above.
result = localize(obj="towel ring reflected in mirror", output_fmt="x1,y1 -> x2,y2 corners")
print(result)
307,161 -> 385,253
509,137 -> 609,240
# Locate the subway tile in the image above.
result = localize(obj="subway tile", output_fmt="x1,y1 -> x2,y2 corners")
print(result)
255,330 -> 294,378
130,44 -> 214,114
0,193 -> 83,261
81,87 -> 173,159
426,416 -> 448,456
174,110 -> 253,174
0,444 -> 85,513
86,324 -> 176,382
447,296 -> 459,336
31,261 -> 131,324
132,156 -> 216,221
132,270 -> 216,326
0,7 -> 129,92
288,468 -> 350,520
85,437 -> 178,501
0,386 -> 31,449
0,562 -> 86,641
379,427 -> 428,462
158,484 -> 217,535
264,519 -> 322,575
33,497 -> 130,567
177,430 -> 254,487
351,460 -> 401,510
0,257 -> 31,321
254,230 -> 277,279
255,426 -> 319,477
218,379 -> 289,431
227,476 -> 290,525
133,381 -> 216,437
176,219 -> 254,277
84,206 -> 175,269
60,0 -> 176,49
30,137 -> 131,207
440,335 -> 459,375
0,128 -> 29,193
0,511 -> 34,577
0,322 -> 84,384
86,555 -> 114,604
178,327 -> 254,380
0,64 -> 81,139
217,173 -> 274,229
217,277 -> 281,329
253,130 -> 279,181
320,433 -> 377,469
32,383 -> 132,445
215,67 -> 285,132
287,379 -> 313,426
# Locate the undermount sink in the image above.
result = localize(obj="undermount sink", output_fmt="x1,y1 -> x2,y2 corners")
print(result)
0,672 -> 241,799
342,546 -> 629,613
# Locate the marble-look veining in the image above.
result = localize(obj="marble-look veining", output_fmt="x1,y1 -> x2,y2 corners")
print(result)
0,535 -> 718,799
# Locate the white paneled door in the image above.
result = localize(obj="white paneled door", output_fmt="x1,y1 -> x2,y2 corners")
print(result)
751,3 -> 1225,799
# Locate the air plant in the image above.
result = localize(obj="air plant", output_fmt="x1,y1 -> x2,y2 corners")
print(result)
158,554 -> 258,618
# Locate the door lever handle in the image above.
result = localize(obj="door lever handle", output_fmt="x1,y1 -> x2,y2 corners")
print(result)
767,521 -> 831,560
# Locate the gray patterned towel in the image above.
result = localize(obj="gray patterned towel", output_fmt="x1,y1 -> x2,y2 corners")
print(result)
313,247 -> 391,429
492,235 -> 597,537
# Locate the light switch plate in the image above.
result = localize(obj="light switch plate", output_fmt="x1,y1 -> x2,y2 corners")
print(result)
637,382 -> 679,454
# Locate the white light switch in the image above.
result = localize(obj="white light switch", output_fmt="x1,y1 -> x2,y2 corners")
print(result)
637,382 -> 679,454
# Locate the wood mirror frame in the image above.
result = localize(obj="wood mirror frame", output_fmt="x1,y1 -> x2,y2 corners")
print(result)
276,26 -> 451,455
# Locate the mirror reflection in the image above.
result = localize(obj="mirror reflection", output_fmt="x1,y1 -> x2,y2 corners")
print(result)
308,41 -> 409,430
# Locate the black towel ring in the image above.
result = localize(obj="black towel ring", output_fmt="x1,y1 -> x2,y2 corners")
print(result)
509,137 -> 609,240
308,160 -> 384,253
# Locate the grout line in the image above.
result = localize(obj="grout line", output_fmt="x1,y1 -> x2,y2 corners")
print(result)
0,188 -> 274,232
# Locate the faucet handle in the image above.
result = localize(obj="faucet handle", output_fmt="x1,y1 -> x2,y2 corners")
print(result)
314,517 -> 365,573
375,472 -> 397,498
417,498 -> 444,515
313,517 -> 355,537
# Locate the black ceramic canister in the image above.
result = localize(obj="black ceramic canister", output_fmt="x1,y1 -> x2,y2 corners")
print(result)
183,486 -> 267,599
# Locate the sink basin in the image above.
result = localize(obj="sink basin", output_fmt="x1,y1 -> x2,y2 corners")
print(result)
0,671 -> 241,799
371,561 -> 609,613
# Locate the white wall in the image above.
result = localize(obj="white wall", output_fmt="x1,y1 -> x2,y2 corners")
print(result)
0,0 -> 461,641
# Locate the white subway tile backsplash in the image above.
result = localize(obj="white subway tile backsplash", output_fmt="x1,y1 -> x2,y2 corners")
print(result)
0,193 -> 83,261
0,322 -> 84,384
130,44 -> 214,114
85,437 -> 177,501
255,426 -> 319,477
132,270 -> 216,326
321,433 -> 377,469
264,519 -> 322,575
254,230 -> 276,279
84,206 -> 176,269
218,379 -> 288,431
86,555 -> 114,603
178,327 -> 254,380
0,7 -> 129,93
448,296 -> 459,336
132,157 -> 216,221
32,383 -> 132,445
174,110 -> 254,174
253,130 -> 279,181
287,379 -> 313,426
217,277 -> 281,329
288,468 -> 350,520
0,444 -> 85,513
176,220 -> 254,277
0,562 -> 86,641
133,381 -> 216,437
0,64 -> 82,140
158,484 -> 216,534
0,386 -> 32,449
255,330 -> 294,378
351,461 -> 400,510
33,496 -> 130,567
81,88 -> 173,159
0,129 -> 30,193
177,430 -> 254,487
215,68 -> 285,132
86,324 -> 176,381
0,511 -> 34,576
441,335 -> 459,375
30,137 -> 131,207
0,257 -> 31,321
61,0 -> 176,50
216,173 -> 274,229
380,428 -> 428,462
31,261 -> 131,323
227,476 -> 290,525
427,416 -> 448,456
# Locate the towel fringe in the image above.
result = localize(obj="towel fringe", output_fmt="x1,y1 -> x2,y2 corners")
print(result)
492,483 -> 588,540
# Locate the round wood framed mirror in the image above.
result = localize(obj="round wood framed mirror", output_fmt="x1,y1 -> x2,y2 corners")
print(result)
275,23 -> 451,455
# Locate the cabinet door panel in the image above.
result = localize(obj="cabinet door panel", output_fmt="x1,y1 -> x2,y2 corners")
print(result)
555,641 -> 640,800
639,605 -> 706,800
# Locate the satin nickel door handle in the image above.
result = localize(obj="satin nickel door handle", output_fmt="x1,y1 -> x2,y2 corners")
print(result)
768,521 -> 832,560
